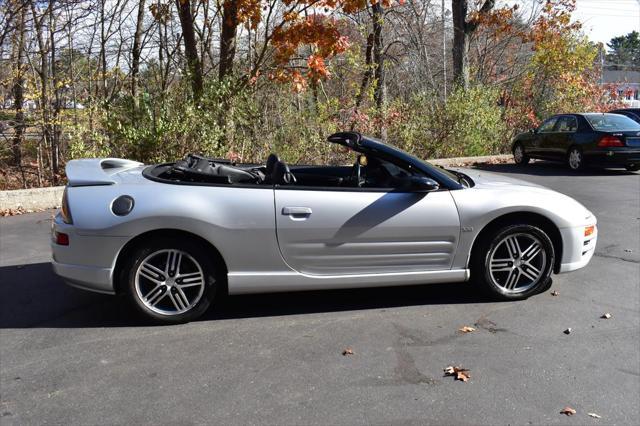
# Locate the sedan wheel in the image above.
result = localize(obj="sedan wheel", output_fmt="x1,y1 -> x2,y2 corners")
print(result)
123,238 -> 219,323
513,143 -> 530,165
567,148 -> 584,171
474,224 -> 554,300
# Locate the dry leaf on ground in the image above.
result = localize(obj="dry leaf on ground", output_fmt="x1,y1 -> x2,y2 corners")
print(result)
551,290 -> 559,296
601,313 -> 611,319
342,348 -> 354,356
564,328 -> 572,334
458,326 -> 476,333
560,406 -> 577,416
443,365 -> 471,382
587,412 -> 601,418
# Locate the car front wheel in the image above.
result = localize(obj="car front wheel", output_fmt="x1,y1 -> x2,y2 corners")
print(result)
473,224 -> 555,300
122,237 -> 219,323
625,164 -> 639,172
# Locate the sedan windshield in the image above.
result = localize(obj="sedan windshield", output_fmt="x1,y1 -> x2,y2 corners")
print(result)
585,114 -> 640,131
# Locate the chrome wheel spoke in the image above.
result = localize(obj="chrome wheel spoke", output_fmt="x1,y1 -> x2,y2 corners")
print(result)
174,286 -> 190,310
505,268 -> 520,289
139,263 -> 165,285
505,236 -> 521,258
521,241 -> 541,261
165,250 -> 183,276
145,286 -> 166,306
520,265 -> 540,282
168,292 -> 184,311
490,258 -> 513,272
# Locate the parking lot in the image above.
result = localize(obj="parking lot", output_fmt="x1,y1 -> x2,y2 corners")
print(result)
1,162 -> 639,425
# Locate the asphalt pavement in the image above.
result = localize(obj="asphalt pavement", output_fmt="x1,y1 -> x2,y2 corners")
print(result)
1,161 -> 639,425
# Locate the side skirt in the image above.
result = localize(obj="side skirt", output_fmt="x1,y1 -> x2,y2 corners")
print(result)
227,269 -> 470,295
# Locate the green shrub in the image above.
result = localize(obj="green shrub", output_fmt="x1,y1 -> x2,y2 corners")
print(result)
389,86 -> 510,159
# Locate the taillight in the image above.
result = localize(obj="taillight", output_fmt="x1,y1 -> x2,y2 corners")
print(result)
61,187 -> 73,224
597,135 -> 624,147
55,231 -> 69,245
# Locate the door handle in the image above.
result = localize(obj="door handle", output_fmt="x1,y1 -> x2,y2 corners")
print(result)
282,207 -> 312,217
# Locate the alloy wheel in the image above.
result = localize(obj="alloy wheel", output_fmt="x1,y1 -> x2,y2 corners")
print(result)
134,249 -> 206,315
514,145 -> 524,163
487,233 -> 547,294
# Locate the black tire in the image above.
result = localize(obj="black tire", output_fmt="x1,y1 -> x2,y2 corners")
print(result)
121,237 -> 220,324
472,224 -> 555,300
513,142 -> 530,165
567,146 -> 585,171
625,164 -> 640,172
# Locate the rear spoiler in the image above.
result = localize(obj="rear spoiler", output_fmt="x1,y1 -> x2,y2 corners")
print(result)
65,158 -> 143,187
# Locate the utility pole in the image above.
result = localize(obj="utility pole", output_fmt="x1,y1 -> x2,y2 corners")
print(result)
442,0 -> 447,100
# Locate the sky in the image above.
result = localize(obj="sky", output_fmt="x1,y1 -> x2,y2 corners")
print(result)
573,0 -> 640,45
501,0 -> 640,46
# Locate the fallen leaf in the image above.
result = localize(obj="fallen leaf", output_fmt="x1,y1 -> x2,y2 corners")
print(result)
587,412 -> 601,418
601,313 -> 611,319
560,406 -> 576,416
551,290 -> 559,296
443,365 -> 470,382
564,328 -> 572,335
459,326 -> 476,333
342,348 -> 354,356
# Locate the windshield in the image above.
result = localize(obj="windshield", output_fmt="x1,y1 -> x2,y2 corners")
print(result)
379,142 -> 466,184
585,114 -> 640,131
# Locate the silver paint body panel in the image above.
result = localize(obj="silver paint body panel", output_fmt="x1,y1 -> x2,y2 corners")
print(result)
51,159 -> 597,295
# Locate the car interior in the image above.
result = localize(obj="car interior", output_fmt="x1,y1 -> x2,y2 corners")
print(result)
148,151 -> 417,189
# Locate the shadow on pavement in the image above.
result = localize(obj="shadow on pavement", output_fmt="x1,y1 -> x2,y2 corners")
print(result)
0,261 -> 498,329
470,161 -> 637,177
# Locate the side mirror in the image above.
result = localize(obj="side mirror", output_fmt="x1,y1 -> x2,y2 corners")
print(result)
403,176 -> 439,192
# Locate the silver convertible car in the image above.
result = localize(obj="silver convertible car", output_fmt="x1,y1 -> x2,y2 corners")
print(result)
51,132 -> 597,323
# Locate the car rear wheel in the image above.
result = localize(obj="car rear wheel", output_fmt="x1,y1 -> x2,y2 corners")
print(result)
513,143 -> 530,165
625,164 -> 639,172
123,238 -> 219,323
473,224 -> 554,300
567,147 -> 585,171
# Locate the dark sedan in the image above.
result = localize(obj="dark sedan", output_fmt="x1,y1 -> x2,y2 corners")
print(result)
610,108 -> 640,124
512,113 -> 640,171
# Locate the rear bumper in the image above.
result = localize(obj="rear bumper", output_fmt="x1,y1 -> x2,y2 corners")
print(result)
51,260 -> 115,294
558,223 -> 597,273
51,212 -> 127,294
585,149 -> 640,167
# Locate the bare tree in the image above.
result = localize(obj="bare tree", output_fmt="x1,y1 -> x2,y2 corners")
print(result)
451,0 -> 494,89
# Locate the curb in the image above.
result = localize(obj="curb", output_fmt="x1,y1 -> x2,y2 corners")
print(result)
0,154 -> 512,211
0,185 -> 64,211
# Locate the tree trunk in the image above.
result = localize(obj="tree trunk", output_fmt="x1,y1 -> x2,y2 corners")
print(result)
451,0 -> 495,89
11,1 -> 26,175
175,0 -> 203,100
30,0 -> 56,184
372,3 -> 386,140
451,0 -> 469,89
219,0 -> 238,81
131,0 -> 146,109
50,0 -> 60,179
354,32 -> 374,114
